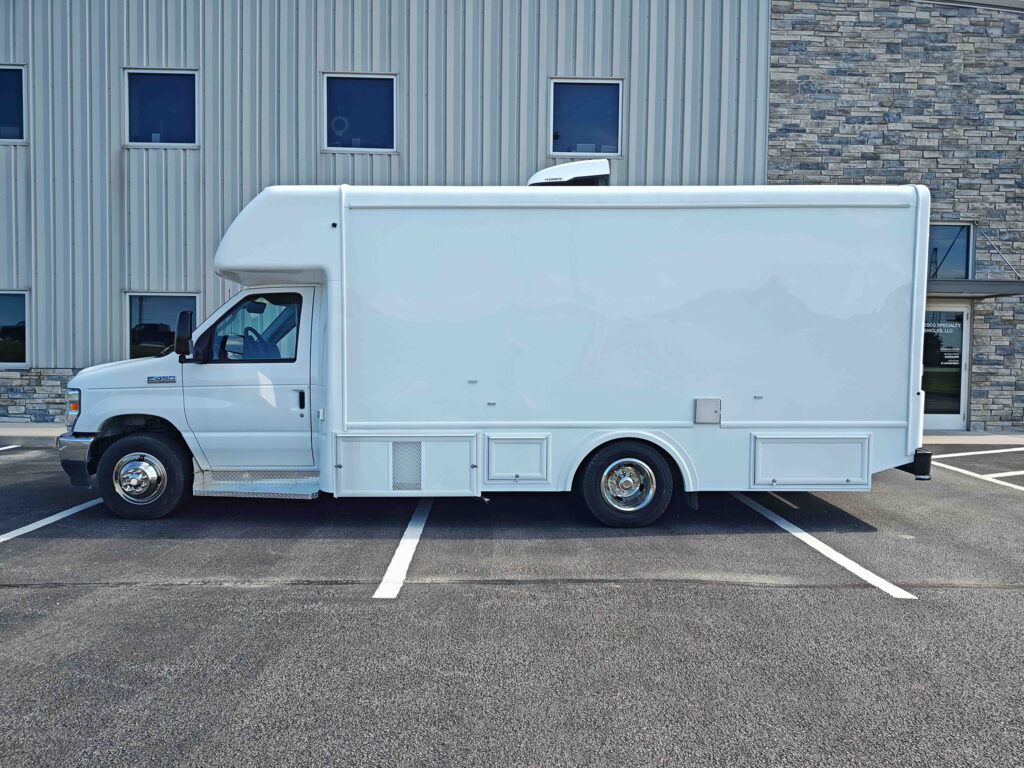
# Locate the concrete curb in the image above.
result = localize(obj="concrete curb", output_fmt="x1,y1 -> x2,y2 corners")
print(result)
0,423 -> 65,448
923,432 -> 1024,446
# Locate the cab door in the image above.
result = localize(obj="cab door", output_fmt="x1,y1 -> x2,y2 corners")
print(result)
183,288 -> 314,468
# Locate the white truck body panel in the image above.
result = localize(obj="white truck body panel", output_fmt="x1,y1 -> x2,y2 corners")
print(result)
70,183 -> 930,499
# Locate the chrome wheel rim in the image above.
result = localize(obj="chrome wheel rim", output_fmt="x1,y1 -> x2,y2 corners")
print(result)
112,452 -> 167,506
600,458 -> 656,512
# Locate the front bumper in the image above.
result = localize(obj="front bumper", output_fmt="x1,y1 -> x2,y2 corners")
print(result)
58,432 -> 94,487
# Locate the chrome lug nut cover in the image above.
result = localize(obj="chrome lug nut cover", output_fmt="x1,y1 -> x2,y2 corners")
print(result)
600,458 -> 656,512
112,452 -> 167,505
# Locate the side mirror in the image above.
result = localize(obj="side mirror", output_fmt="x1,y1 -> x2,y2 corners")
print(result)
174,310 -> 194,357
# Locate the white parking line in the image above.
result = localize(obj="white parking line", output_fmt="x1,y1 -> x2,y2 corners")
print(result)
373,498 -> 433,599
0,499 -> 103,544
984,469 -> 1024,479
732,493 -> 917,600
0,445 -> 19,452
932,446 -> 1024,460
932,461 -> 1024,491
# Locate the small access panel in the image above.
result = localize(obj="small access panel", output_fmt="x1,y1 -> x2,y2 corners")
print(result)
485,435 -> 550,484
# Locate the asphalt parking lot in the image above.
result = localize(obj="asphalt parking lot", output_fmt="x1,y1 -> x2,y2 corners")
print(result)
2,443 -> 1024,766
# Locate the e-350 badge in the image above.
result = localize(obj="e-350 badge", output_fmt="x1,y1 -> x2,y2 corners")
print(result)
147,375 -> 177,384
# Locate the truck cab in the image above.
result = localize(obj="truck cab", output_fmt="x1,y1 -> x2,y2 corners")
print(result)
59,282 -> 321,518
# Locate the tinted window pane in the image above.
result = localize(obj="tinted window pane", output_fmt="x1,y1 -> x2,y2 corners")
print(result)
130,295 -> 197,358
552,82 -> 619,154
0,293 -> 26,363
923,311 -> 964,415
928,224 -> 971,280
0,68 -> 24,141
326,76 -> 395,149
210,293 -> 301,362
127,72 -> 196,144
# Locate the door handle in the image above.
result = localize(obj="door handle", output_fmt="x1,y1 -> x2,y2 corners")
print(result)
298,390 -> 306,409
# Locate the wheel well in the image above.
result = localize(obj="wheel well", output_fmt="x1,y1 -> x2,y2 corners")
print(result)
570,438 -> 685,494
88,415 -> 191,475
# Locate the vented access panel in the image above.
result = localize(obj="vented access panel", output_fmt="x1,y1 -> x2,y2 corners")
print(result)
336,435 -> 477,496
392,441 -> 422,490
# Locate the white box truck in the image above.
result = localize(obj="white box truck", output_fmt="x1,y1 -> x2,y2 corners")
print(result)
59,183 -> 933,526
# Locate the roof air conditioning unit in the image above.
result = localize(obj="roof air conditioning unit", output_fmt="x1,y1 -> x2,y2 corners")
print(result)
526,159 -> 610,187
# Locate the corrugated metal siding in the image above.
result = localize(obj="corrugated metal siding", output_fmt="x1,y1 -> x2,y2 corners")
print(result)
0,0 -> 769,369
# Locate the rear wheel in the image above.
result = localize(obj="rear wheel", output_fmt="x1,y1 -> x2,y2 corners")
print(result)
96,433 -> 191,520
577,440 -> 674,527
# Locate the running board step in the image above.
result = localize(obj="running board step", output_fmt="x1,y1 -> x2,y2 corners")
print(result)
193,470 -> 320,499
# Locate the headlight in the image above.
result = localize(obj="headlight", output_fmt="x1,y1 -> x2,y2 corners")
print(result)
66,388 -> 81,430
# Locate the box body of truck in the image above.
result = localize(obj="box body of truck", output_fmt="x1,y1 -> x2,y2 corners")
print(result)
60,183 -> 931,524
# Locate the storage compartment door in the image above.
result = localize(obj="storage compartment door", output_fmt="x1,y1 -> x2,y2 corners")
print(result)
423,437 -> 477,495
337,435 -> 477,496
752,435 -> 870,489
486,435 -> 550,483
336,437 -> 390,494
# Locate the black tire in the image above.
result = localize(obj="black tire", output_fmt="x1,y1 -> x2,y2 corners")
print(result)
96,433 -> 192,520
577,440 -> 675,527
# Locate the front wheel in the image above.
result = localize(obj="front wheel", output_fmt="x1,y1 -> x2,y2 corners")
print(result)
577,441 -> 675,527
96,433 -> 192,519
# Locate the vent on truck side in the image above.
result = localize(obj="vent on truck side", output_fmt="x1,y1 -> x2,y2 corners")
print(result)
392,441 -> 423,490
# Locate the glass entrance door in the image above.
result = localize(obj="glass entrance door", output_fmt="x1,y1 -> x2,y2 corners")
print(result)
923,303 -> 970,430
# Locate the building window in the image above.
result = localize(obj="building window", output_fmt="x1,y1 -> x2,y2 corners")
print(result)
128,294 -> 198,358
0,292 -> 27,365
323,74 -> 396,151
0,66 -> 25,142
550,78 -> 621,157
125,70 -> 197,146
928,224 -> 972,280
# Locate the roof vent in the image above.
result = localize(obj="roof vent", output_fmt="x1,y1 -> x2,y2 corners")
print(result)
527,159 -> 610,187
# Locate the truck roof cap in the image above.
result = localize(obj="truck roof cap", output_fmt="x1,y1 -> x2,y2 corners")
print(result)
527,159 -> 610,187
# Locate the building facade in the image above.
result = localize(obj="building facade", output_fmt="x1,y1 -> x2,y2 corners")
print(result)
1,0 -> 1022,432
770,0 -> 1024,431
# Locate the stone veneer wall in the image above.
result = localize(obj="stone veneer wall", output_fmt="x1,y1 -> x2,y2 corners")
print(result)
0,369 -> 75,423
769,0 -> 1024,430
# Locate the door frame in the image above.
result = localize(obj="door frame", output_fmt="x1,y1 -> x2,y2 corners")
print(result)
182,285 -> 316,468
923,300 -> 971,431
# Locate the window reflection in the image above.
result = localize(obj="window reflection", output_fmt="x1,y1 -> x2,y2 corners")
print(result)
551,81 -> 620,155
325,76 -> 395,150
127,72 -> 197,145
210,293 -> 301,362
0,68 -> 24,141
0,293 -> 27,363
129,295 -> 197,359
928,224 -> 971,280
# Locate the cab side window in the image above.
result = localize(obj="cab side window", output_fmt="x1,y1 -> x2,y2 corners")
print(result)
209,293 -> 301,362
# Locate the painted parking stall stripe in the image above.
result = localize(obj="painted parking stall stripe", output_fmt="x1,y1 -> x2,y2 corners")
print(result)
932,461 -> 1024,491
732,493 -> 917,600
932,447 -> 1024,460
373,498 -> 433,599
0,445 -> 19,452
984,470 -> 1024,480
0,499 -> 103,544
